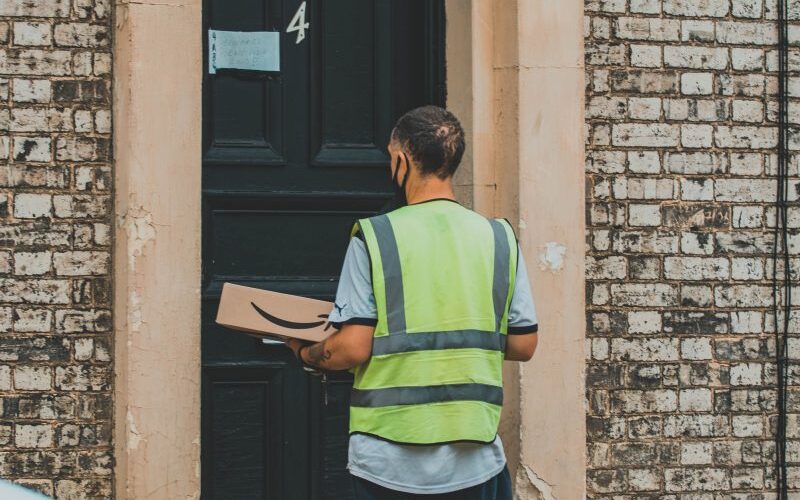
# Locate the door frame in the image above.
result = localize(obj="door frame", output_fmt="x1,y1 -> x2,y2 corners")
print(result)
113,1 -> 586,498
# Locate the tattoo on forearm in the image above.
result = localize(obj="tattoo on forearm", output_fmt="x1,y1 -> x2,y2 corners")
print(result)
307,340 -> 332,366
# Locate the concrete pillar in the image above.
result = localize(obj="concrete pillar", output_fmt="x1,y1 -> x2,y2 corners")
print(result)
113,1 -> 202,498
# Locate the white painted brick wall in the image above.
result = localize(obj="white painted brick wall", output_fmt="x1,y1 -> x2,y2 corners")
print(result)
585,0 -> 792,496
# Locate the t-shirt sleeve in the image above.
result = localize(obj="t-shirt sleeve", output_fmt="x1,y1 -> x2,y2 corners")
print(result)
327,237 -> 378,328
507,244 -> 539,335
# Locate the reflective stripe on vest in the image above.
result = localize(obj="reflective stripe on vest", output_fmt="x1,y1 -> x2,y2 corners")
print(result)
349,201 -> 517,445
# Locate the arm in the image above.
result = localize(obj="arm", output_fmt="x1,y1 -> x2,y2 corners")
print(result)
288,323 -> 375,371
506,332 -> 538,361
505,244 -> 539,362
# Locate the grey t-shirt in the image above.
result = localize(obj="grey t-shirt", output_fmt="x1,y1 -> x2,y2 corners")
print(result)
330,235 -> 538,494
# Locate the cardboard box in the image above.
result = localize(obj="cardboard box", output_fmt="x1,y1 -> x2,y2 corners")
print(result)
215,282 -> 335,343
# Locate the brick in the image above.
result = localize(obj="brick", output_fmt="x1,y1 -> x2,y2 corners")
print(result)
663,0 -> 729,17
53,23 -> 109,48
611,338 -> 680,361
715,126 -> 778,148
616,18 -> 680,41
628,97 -> 661,120
663,311 -> 728,333
0,1 -> 70,17
630,0 -> 661,13
681,20 -> 715,42
732,48 -> 765,70
664,468 -> 730,491
13,193 -> 51,218
55,366 -> 110,391
16,424 -> 53,448
610,70 -> 679,93
14,251 -> 52,276
733,0 -> 763,18
13,137 -> 52,162
681,178 -> 714,201
664,415 -> 729,438
0,49 -> 71,76
730,363 -> 762,386
664,46 -> 728,70
14,309 -> 52,333
14,22 -> 52,47
0,279 -> 69,304
715,285 -> 772,308
629,204 -> 662,226
612,124 -> 680,147
679,388 -> 713,411
627,151 -> 661,173
628,311 -> 662,334
665,152 -> 723,174
53,252 -> 109,276
681,337 -> 713,360
732,100 -> 764,123
55,309 -> 111,334
611,390 -> 678,413
586,256 -> 627,280
681,442 -> 713,464
12,79 -> 51,103
720,74 -> 765,96
680,124 -> 713,147
681,72 -> 713,95
716,21 -> 778,45
664,257 -> 730,280
630,45 -> 662,68
14,366 -> 52,391
715,179 -> 776,202
613,230 -> 679,253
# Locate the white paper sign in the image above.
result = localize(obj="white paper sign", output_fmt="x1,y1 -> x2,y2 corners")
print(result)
208,30 -> 280,74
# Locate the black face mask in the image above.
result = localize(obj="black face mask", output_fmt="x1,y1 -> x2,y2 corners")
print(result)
380,154 -> 409,213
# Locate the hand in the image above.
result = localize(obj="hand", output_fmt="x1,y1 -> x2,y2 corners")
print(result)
284,338 -> 306,361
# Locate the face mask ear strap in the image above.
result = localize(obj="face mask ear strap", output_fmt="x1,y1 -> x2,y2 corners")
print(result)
392,155 -> 401,184
398,153 -> 410,189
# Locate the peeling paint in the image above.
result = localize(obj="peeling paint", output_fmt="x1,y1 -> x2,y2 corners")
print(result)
129,289 -> 145,334
127,411 -> 143,450
519,218 -> 528,230
118,205 -> 157,269
516,465 -> 556,500
538,241 -> 567,272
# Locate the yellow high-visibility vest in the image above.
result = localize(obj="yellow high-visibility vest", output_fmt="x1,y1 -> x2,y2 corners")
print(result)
349,200 -> 517,445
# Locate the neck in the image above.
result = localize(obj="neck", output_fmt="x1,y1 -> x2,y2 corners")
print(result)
405,175 -> 456,205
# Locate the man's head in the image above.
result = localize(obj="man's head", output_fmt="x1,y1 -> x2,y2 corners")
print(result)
387,106 -> 465,183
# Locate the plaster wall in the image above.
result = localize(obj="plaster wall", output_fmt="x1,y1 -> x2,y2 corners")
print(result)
113,1 -> 202,498
447,1 -> 587,498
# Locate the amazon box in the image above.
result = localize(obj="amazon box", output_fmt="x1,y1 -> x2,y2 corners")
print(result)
216,282 -> 335,343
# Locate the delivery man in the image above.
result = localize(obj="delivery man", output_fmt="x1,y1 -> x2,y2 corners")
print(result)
285,105 -> 538,499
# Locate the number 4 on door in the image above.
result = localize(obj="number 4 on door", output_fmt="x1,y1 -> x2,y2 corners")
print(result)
287,1 -> 309,45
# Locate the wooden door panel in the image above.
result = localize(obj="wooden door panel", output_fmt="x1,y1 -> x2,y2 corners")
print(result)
310,0 -> 392,167
205,0 -> 284,165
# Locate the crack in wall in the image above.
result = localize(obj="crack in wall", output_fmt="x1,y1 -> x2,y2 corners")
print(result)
515,465 -> 556,500
117,205 -> 156,270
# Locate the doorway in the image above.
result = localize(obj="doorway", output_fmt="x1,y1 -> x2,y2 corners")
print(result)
201,1 -> 445,498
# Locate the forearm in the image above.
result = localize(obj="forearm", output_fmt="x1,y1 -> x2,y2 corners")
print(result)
300,324 -> 373,370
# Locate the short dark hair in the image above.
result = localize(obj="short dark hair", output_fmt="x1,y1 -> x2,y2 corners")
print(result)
391,105 -> 465,179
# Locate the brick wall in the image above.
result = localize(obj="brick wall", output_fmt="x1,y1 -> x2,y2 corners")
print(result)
585,0 -> 793,496
0,0 -> 113,498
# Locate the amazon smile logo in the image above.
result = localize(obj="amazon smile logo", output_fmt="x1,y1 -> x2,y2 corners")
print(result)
251,302 -> 334,331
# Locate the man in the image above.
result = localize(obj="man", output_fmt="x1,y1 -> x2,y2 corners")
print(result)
286,106 -> 538,499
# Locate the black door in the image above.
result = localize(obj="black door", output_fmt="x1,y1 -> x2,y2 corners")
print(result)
201,2 -> 444,498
